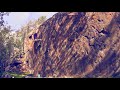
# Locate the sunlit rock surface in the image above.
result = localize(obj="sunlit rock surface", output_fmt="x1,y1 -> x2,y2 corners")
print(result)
23,12 -> 120,78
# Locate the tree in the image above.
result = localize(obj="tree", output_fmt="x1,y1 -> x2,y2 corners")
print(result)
0,26 -> 14,76
0,14 -> 46,77
0,12 -> 9,26
0,12 -> 11,77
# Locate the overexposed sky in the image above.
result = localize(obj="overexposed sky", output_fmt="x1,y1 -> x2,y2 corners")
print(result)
4,12 -> 57,30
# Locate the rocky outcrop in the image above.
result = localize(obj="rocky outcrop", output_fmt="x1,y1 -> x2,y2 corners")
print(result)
23,12 -> 120,78
5,60 -> 30,74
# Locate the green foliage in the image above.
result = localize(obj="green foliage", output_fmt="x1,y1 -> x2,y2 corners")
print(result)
0,14 -> 46,77
3,72 -> 30,78
0,26 -> 14,76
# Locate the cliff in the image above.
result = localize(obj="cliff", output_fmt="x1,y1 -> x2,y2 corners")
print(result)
23,12 -> 120,78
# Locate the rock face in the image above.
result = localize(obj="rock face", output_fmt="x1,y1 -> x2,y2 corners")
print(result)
5,60 -> 30,74
23,12 -> 120,78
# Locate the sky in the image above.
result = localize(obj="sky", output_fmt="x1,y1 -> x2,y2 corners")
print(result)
3,12 -> 57,30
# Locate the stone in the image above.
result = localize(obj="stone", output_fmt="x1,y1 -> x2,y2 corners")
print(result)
23,12 -> 120,78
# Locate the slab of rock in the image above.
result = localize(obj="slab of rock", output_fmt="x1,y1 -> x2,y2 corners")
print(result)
23,12 -> 120,78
